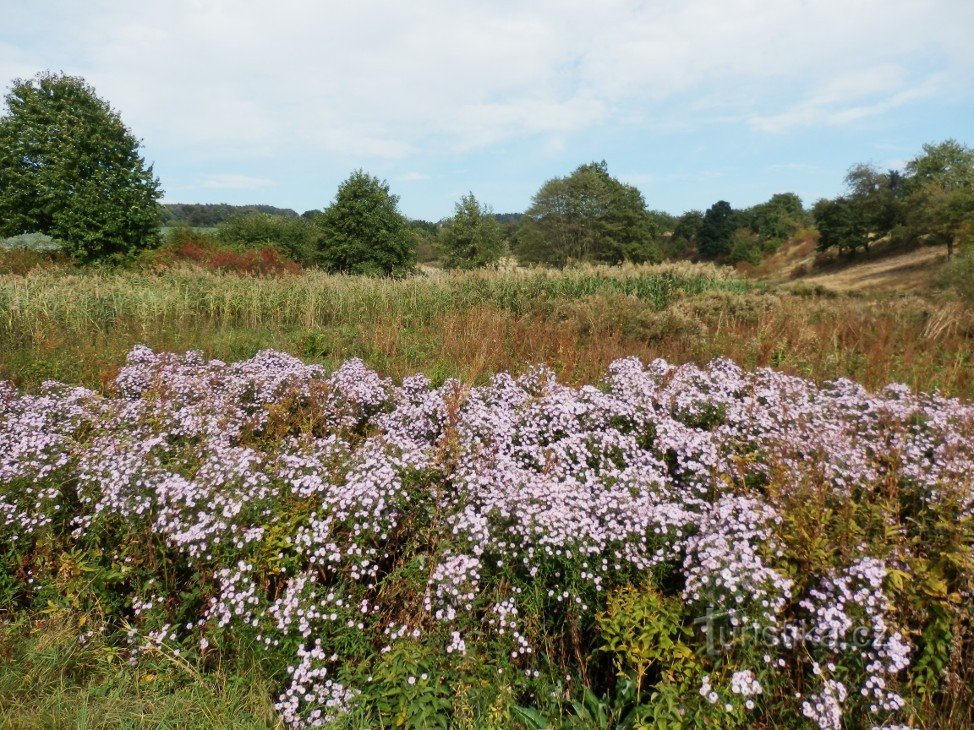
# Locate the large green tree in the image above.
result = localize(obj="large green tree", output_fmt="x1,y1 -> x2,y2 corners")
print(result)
812,197 -> 869,254
515,161 -> 660,266
697,200 -> 738,259
441,193 -> 504,269
903,139 -> 974,258
0,72 -> 161,261
316,170 -> 415,275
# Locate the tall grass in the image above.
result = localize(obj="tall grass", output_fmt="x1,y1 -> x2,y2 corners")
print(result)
1,263 -> 973,398
0,262 -> 745,334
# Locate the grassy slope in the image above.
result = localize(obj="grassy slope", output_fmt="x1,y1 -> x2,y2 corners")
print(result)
756,233 -> 951,293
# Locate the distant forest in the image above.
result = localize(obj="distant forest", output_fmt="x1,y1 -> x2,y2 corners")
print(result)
161,202 -> 523,228
160,203 -> 300,227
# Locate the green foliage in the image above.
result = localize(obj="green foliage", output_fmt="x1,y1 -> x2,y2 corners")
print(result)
940,245 -> 974,299
697,201 -> 738,259
905,139 -> 974,193
0,231 -> 61,251
516,161 -> 662,266
316,170 -> 416,276
409,219 -> 443,264
597,583 -> 696,710
162,202 -> 299,227
726,228 -> 764,266
812,196 -> 869,254
441,193 -> 505,269
742,192 -> 808,247
813,139 -> 974,259
844,164 -> 906,235
0,72 -> 161,262
664,210 -> 704,259
358,643 -> 454,728
215,212 -> 321,265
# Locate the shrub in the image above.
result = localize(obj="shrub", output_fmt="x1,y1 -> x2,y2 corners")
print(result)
939,245 -> 974,300
0,232 -> 62,252
0,247 -> 67,275
1,347 -> 972,727
141,227 -> 301,275
216,214 -> 321,265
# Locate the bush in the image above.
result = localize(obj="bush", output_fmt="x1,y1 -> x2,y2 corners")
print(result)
0,248 -> 68,275
939,246 -> 974,300
215,214 -> 321,266
1,347 -> 972,727
0,232 -> 62,252
141,228 -> 301,275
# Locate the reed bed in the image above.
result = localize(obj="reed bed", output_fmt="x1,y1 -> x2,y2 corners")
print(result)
0,262 -> 745,335
1,263 -> 972,399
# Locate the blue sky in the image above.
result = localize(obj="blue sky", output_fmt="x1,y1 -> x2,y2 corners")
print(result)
2,1 -> 972,220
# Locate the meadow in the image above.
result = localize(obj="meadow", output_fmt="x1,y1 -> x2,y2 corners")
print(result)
1,263 -> 973,729
1,263 -> 972,397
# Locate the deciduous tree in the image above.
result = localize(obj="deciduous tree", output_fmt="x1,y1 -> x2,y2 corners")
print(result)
0,72 -> 161,261
441,193 -> 505,269
516,161 -> 660,266
316,170 -> 415,275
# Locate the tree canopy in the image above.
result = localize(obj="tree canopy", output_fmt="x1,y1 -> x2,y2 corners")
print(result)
813,139 -> 974,258
697,201 -> 738,259
0,72 -> 161,261
441,193 -> 505,269
316,170 -> 415,275
515,161 -> 661,266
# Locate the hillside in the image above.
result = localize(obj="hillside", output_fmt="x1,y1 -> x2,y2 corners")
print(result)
756,233 -> 950,293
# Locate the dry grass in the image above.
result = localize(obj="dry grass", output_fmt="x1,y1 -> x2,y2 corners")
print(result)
1,262 -> 972,398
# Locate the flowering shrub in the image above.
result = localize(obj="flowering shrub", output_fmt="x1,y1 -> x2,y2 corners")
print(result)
1,347 -> 973,727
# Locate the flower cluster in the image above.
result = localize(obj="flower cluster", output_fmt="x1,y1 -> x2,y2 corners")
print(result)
2,347 -> 973,727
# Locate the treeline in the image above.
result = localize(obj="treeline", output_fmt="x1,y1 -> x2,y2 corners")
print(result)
812,139 -> 974,258
160,203 -> 300,227
3,72 -> 972,276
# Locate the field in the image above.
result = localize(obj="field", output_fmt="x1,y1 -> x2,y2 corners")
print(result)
1,263 -> 973,728
1,264 -> 973,397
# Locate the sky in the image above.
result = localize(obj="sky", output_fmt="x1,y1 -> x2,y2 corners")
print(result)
1,0 -> 973,220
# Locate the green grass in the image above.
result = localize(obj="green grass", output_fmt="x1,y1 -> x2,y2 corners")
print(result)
0,617 -> 278,729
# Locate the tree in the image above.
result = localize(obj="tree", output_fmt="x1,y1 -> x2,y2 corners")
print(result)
697,201 -> 738,259
441,193 -> 505,269
316,170 -> 415,275
902,140 -> 974,258
812,197 -> 868,255
905,139 -> 974,193
516,161 -> 660,266
0,72 -> 161,261
744,193 -> 808,245
843,164 -> 905,238
666,210 -> 703,257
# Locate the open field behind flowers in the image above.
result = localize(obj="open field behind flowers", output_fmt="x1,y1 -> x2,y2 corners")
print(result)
1,263 -> 974,398
1,338 -> 973,727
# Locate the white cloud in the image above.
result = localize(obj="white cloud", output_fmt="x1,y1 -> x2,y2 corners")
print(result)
200,173 -> 277,190
399,172 -> 431,182
1,0 -> 971,164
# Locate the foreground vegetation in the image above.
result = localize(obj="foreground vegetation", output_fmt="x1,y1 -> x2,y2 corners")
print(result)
2,336 -> 972,728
